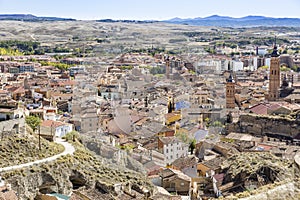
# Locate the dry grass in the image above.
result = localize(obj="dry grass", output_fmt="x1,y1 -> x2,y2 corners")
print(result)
0,134 -> 64,168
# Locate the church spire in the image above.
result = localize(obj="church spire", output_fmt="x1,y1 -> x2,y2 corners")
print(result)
271,36 -> 279,57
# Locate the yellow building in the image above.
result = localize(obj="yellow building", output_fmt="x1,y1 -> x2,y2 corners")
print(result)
165,111 -> 181,125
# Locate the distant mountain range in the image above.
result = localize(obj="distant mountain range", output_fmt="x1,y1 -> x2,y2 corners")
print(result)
163,15 -> 300,27
96,19 -> 157,24
1,14 -> 300,27
0,14 -> 75,22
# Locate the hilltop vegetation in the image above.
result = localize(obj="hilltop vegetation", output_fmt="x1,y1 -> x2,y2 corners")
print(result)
0,134 -> 64,168
2,139 -> 154,199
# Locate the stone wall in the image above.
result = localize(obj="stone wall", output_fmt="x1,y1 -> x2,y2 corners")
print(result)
82,137 -> 147,174
227,114 -> 300,139
0,118 -> 25,137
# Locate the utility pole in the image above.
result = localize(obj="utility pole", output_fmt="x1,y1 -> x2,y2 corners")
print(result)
38,125 -> 41,151
51,122 -> 54,141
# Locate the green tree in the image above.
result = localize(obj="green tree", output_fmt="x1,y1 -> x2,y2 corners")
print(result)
189,139 -> 196,155
64,131 -> 80,142
282,49 -> 288,54
280,66 -> 291,72
25,116 -> 41,132
291,65 -> 299,72
211,120 -> 223,127
204,117 -> 210,127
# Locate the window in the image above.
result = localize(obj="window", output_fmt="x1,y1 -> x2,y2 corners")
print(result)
170,155 -> 173,159
181,182 -> 185,186
166,149 -> 168,153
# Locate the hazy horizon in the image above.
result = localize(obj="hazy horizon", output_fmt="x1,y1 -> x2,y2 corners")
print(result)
2,13 -> 300,21
0,0 -> 299,20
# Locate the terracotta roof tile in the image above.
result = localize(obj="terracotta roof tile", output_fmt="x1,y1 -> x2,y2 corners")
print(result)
41,120 -> 65,128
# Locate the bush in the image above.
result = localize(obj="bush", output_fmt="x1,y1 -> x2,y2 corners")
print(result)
64,131 -> 80,142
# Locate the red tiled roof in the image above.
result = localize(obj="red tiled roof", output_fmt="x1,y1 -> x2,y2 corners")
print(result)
0,90 -> 9,94
58,80 -> 76,86
257,144 -> 274,151
249,104 -> 268,115
41,120 -> 65,128
165,112 -> 181,119
249,102 -> 288,115
12,87 -> 25,94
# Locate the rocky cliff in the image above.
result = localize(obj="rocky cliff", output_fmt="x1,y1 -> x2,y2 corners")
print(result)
2,141 -> 154,199
81,136 -> 147,174
232,154 -> 300,200
227,113 -> 300,139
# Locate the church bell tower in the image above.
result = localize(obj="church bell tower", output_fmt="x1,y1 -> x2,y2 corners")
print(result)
226,73 -> 235,109
268,38 -> 280,101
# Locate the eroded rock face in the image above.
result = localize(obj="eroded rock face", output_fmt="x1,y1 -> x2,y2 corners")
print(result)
82,137 -> 146,174
69,170 -> 87,189
294,153 -> 300,196
221,152 -> 294,193
227,114 -> 300,139
3,142 -> 154,200
5,171 -> 73,199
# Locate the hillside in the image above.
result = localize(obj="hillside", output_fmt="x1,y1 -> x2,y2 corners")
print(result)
1,138 -> 154,199
164,15 -> 300,27
0,14 -> 75,21
0,134 -> 64,168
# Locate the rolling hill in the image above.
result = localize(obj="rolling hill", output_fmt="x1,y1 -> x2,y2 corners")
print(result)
163,15 -> 300,27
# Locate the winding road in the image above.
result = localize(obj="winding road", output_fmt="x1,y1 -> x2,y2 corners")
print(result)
0,139 -> 75,173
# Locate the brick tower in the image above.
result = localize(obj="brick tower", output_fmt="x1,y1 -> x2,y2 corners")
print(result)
226,73 -> 235,109
268,40 -> 280,101
165,56 -> 170,79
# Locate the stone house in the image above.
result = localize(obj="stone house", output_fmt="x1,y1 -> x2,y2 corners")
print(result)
197,157 -> 225,177
171,156 -> 199,178
160,168 -> 191,195
80,111 -> 99,133
5,86 -> 25,101
0,90 -> 11,101
0,106 -> 24,121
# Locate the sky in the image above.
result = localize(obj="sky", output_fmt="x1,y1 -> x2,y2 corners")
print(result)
0,0 -> 299,20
